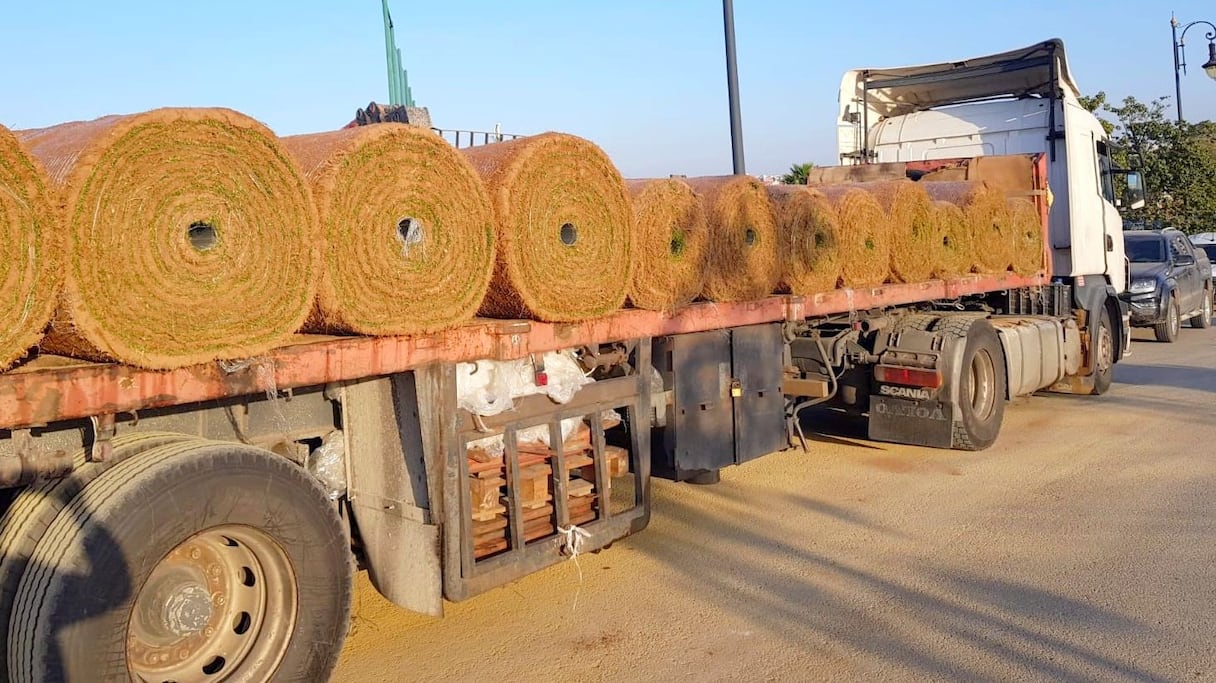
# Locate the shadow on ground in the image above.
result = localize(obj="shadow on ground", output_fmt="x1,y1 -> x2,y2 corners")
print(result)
1114,363 -> 1216,393
633,481 -> 1166,682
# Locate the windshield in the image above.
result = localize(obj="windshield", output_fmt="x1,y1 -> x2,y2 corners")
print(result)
1197,244 -> 1216,261
1124,235 -> 1166,263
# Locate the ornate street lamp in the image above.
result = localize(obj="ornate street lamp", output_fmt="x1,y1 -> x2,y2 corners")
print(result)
1171,14 -> 1216,122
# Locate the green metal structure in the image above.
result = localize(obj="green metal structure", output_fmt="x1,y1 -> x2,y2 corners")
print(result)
382,0 -> 414,107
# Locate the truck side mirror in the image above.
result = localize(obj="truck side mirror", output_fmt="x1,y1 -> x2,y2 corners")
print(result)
1123,171 -> 1146,210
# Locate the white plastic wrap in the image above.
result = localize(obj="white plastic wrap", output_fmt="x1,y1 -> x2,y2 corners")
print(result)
455,351 -> 592,418
466,416 -> 583,459
650,366 -> 665,395
306,431 -> 347,501
516,416 -> 582,446
467,433 -> 506,460
455,359 -> 515,416
537,351 -> 592,404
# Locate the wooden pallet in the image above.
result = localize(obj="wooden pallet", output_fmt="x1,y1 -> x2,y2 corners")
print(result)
468,422 -> 632,560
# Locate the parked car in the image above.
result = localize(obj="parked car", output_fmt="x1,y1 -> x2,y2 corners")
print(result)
1122,228 -> 1212,342
1191,232 -> 1216,286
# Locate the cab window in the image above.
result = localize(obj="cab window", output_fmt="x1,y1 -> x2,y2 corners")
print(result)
1095,140 -> 1116,203
1170,235 -> 1192,262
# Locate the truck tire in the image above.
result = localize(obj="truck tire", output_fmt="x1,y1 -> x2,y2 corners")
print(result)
1154,295 -> 1180,342
938,317 -> 1006,451
1091,306 -> 1115,396
8,440 -> 352,683
0,431 -> 195,682
1189,289 -> 1212,329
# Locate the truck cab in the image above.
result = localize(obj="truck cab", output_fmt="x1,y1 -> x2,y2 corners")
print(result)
835,40 -> 1133,356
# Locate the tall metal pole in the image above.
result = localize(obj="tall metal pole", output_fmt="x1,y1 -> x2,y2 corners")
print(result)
1173,15 -> 1184,122
722,0 -> 745,175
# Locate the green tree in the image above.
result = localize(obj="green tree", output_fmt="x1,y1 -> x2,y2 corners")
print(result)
781,162 -> 814,185
1089,92 -> 1216,234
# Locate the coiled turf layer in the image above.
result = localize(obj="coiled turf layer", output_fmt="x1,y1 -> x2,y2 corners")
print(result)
817,185 -> 891,288
285,124 -> 495,334
462,133 -> 633,322
767,184 -> 842,295
624,178 -> 708,311
19,108 -> 318,368
0,124 -> 59,370
686,175 -> 781,302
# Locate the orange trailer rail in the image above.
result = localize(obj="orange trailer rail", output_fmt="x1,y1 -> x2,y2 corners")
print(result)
0,273 -> 1046,429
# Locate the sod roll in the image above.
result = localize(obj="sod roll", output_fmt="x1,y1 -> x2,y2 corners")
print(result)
18,108 -> 318,369
0,124 -> 60,371
685,175 -> 780,302
931,201 -> 978,278
1006,198 -> 1045,276
284,124 -> 495,335
864,180 -> 942,283
625,178 -> 708,311
923,181 -> 1013,274
816,185 -> 891,287
461,133 -> 632,321
766,184 -> 842,295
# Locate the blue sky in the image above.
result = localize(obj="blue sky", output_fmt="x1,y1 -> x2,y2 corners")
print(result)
2,1 -> 1215,177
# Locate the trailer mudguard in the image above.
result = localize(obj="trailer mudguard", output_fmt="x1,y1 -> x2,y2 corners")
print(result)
341,374 -> 444,617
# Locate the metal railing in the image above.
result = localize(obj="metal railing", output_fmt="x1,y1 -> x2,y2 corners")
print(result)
433,125 -> 524,149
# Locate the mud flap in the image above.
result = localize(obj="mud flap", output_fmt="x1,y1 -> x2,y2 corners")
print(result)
868,395 -> 953,448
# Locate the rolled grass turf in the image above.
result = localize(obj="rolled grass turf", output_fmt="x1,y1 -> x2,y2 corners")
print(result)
624,178 -> 708,311
766,184 -> 842,295
18,108 -> 319,368
0,124 -> 60,370
284,123 -> 495,335
686,175 -> 781,302
462,133 -> 633,321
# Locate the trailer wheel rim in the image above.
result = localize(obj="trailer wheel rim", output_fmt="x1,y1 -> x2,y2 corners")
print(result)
1095,318 -> 1114,374
126,525 -> 297,682
968,348 -> 997,419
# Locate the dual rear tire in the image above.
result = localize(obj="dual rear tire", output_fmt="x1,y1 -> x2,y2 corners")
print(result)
0,438 -> 351,682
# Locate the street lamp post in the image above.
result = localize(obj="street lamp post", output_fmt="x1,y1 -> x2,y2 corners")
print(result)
1171,14 -> 1216,122
722,0 -> 745,175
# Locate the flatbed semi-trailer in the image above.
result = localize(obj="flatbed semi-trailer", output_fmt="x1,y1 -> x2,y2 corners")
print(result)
0,39 -> 1139,681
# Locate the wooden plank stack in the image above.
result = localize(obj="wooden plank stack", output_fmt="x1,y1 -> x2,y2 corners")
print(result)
467,415 -> 630,560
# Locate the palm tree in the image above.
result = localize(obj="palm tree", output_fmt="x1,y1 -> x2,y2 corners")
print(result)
782,162 -> 814,185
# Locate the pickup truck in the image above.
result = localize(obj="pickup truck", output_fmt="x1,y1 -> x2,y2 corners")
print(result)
1123,228 -> 1213,341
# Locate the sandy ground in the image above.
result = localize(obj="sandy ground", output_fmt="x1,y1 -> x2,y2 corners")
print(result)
334,325 -> 1216,682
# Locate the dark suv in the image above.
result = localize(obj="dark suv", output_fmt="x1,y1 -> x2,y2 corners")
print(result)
1122,228 -> 1212,342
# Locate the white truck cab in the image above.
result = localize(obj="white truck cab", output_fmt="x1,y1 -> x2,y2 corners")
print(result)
836,39 -> 1133,296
